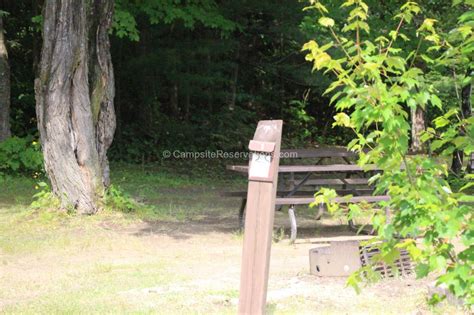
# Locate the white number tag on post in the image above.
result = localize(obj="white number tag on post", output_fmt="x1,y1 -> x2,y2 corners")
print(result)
249,153 -> 272,179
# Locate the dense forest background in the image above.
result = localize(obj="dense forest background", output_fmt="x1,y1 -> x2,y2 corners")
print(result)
1,0 -> 463,162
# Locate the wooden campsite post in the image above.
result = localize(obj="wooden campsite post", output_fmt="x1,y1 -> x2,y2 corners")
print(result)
238,120 -> 283,315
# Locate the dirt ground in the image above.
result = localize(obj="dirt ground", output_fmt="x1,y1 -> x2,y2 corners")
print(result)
1,211 -> 464,314
118,214 -> 460,314
0,172 -> 467,314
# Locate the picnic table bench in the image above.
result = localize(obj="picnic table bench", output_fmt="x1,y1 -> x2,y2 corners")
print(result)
224,147 -> 390,242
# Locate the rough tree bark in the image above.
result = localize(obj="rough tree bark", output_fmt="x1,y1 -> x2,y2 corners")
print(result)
228,45 -> 239,111
90,0 -> 116,187
0,14 -> 11,141
35,0 -> 115,214
410,106 -> 426,154
452,72 -> 472,174
170,83 -> 179,116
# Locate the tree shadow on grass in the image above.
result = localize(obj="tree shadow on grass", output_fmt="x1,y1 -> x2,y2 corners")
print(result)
130,214 -> 239,240
130,211 -> 361,241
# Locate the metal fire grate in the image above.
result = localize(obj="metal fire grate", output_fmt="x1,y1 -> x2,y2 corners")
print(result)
359,244 -> 413,277
308,239 -> 414,277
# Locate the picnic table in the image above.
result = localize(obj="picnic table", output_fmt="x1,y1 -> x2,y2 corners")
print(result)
224,147 -> 389,242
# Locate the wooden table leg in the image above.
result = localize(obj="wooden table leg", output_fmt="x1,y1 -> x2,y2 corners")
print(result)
238,198 -> 247,230
288,205 -> 297,243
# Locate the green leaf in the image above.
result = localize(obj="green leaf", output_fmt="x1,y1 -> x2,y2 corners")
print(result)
375,36 -> 389,44
460,182 -> 474,192
430,95 -> 442,109
433,117 -> 450,129
418,18 -> 437,33
315,2 -> 329,13
333,112 -> 354,128
302,40 -> 318,51
314,52 -> 332,70
420,54 -> 434,64
458,195 -> 474,203
319,17 -> 335,27
363,62 -> 379,73
385,56 -> 406,71
415,263 -> 430,278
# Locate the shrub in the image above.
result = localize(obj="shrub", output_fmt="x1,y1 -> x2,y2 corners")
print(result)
105,184 -> 142,213
305,0 -> 473,306
0,136 -> 43,175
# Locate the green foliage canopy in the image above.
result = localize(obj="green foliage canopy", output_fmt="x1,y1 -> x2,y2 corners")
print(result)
112,0 -> 238,41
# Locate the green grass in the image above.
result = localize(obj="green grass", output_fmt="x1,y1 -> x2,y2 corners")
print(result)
107,161 -> 246,221
1,161 -> 244,255
0,176 -> 37,206
2,261 -> 180,314
0,162 -> 244,314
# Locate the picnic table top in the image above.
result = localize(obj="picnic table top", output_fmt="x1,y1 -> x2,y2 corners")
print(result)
281,147 -> 357,158
275,195 -> 390,205
226,163 -> 382,173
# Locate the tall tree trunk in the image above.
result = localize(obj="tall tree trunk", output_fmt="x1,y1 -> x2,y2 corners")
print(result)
35,0 -> 115,214
206,53 -> 213,112
228,45 -> 239,111
0,14 -> 11,141
170,83 -> 179,116
410,106 -> 425,153
184,88 -> 190,121
452,71 -> 472,173
32,0 -> 42,75
90,0 -> 116,187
